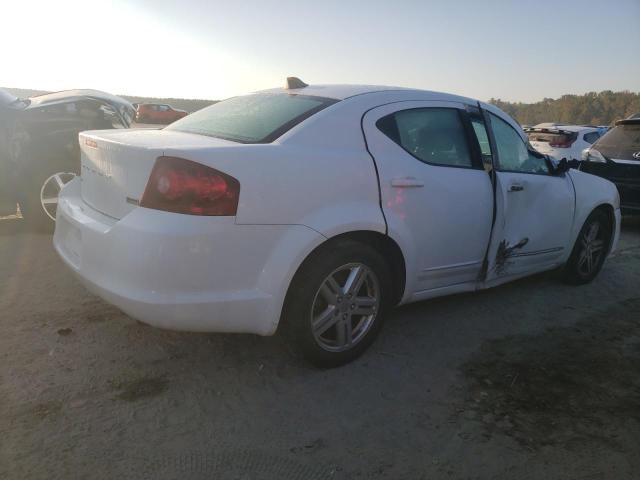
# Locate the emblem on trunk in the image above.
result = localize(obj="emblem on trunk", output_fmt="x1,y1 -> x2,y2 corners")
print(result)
633,151 -> 640,160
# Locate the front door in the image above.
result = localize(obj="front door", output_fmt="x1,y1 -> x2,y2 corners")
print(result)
482,109 -> 575,282
362,101 -> 494,293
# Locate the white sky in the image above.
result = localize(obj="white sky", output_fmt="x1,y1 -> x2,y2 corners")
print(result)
3,0 -> 639,102
2,0 -> 282,98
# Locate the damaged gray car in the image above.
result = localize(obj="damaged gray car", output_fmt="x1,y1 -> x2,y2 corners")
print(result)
0,88 -> 134,228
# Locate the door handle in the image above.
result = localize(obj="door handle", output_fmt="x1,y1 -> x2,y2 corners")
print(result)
508,183 -> 524,192
391,177 -> 424,188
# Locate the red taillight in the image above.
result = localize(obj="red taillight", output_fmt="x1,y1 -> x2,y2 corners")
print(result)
140,156 -> 240,216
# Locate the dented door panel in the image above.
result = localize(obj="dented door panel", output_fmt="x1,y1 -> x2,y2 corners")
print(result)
484,167 -> 575,283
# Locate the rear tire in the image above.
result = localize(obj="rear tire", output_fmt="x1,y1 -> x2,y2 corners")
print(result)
281,240 -> 392,368
562,209 -> 611,285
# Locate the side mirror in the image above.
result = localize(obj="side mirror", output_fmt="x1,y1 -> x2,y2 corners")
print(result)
581,148 -> 590,161
555,158 -> 580,174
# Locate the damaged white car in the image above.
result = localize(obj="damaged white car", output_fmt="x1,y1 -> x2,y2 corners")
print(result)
54,79 -> 621,367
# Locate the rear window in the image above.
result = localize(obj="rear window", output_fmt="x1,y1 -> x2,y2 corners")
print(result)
527,131 -> 577,144
166,93 -> 338,143
593,123 -> 640,159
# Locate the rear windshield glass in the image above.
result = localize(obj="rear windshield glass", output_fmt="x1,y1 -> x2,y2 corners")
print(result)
527,132 -> 577,143
593,123 -> 640,159
166,93 -> 338,143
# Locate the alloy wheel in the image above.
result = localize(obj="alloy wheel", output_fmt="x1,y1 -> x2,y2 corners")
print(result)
40,172 -> 76,221
577,220 -> 606,277
310,263 -> 380,352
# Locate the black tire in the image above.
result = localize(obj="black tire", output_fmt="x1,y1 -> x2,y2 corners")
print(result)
562,209 -> 612,285
281,240 -> 392,368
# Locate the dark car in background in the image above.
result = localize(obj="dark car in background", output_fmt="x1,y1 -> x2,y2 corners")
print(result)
135,103 -> 188,124
0,88 -> 134,227
581,115 -> 640,214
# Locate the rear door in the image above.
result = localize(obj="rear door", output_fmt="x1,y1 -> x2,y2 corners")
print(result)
483,110 -> 575,282
363,101 -> 494,293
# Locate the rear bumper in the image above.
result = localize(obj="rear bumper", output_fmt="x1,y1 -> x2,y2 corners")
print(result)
53,178 -> 324,335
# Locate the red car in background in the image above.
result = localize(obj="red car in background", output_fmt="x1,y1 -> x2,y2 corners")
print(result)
135,103 -> 188,124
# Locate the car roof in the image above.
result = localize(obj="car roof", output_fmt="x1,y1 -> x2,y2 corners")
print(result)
256,83 -> 483,113
530,123 -> 597,133
256,84 -> 487,105
255,83 -> 526,146
257,84 -> 415,100
27,89 -> 132,109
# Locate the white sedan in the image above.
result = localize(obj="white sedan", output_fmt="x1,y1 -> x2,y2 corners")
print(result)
525,123 -> 603,162
54,79 -> 621,367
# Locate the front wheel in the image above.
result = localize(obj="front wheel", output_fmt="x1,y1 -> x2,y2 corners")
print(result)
562,209 -> 612,284
282,241 -> 392,368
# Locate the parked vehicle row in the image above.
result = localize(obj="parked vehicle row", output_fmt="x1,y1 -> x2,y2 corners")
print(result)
525,123 -> 604,162
0,89 -> 193,226
0,88 -> 135,227
526,118 -> 639,214
53,79 -> 621,367
580,115 -> 640,214
135,103 -> 188,124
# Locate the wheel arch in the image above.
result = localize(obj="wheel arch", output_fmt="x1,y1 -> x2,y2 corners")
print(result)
277,229 -> 407,333
591,202 -> 616,254
567,169 -> 620,256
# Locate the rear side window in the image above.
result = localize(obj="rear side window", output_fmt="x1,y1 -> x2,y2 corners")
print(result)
376,108 -> 473,168
167,93 -> 338,143
583,132 -> 600,144
99,104 -> 127,129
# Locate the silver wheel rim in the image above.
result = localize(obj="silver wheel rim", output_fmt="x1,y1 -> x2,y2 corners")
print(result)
310,263 -> 380,352
40,172 -> 76,221
577,220 -> 605,276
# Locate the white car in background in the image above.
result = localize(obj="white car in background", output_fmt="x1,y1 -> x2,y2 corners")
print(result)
526,123 -> 603,161
54,79 -> 621,367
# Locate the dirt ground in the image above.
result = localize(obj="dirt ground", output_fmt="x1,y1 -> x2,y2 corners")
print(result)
1,218 -> 639,480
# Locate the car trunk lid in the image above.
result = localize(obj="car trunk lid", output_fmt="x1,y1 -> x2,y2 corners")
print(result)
79,129 -> 236,219
527,129 -> 578,153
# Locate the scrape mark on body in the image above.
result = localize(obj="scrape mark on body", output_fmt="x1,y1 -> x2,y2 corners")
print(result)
495,238 -> 529,275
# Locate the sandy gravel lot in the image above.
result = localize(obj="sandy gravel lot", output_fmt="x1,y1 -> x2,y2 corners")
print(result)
1,218 -> 639,479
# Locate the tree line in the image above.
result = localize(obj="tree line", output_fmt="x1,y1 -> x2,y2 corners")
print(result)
489,91 -> 640,126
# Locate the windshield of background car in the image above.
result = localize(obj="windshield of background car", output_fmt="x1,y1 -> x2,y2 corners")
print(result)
593,123 -> 640,159
166,93 -> 338,143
